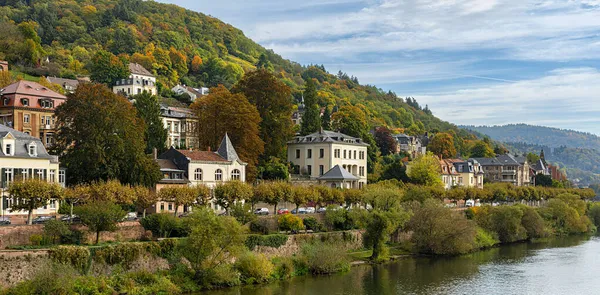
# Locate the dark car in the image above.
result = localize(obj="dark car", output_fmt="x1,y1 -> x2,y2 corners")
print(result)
60,214 -> 81,223
0,216 -> 10,225
32,216 -> 55,224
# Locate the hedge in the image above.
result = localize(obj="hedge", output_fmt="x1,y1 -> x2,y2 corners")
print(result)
244,234 -> 289,250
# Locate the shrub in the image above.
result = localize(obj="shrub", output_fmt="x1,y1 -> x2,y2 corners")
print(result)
302,217 -> 324,232
230,203 -> 257,225
5,262 -> 87,295
272,257 -> 295,279
61,229 -> 85,245
93,242 -> 147,266
521,206 -> 548,239
111,270 -> 181,295
474,228 -> 499,249
29,234 -> 44,246
235,252 -> 275,284
588,203 -> 600,228
249,218 -> 271,234
44,220 -> 72,244
245,234 -> 288,250
487,206 -> 527,243
278,214 -> 304,233
49,246 -> 91,273
140,213 -> 186,238
206,264 -> 241,288
540,199 -> 591,234
324,207 -> 348,231
297,242 -> 350,274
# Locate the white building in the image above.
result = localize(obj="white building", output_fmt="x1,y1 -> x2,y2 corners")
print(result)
0,124 -> 65,217
113,63 -> 157,96
287,129 -> 368,188
160,105 -> 199,149
171,85 -> 209,101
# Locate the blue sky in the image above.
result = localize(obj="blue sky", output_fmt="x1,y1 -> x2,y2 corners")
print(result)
159,0 -> 600,135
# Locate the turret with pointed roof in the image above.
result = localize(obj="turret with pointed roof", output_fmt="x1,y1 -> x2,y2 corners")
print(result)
217,133 -> 240,162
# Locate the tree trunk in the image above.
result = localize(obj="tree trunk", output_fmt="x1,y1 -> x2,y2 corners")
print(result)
173,204 -> 179,217
273,204 -> 278,215
143,208 -> 147,219
70,202 -> 74,224
27,209 -> 33,225
95,231 -> 100,244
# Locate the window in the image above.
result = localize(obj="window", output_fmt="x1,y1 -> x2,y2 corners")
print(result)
4,168 -> 13,186
343,150 -> 347,159
359,166 -> 365,177
458,177 -> 463,184
21,169 -> 28,180
168,203 -> 173,211
40,100 -> 53,108
160,203 -> 165,211
5,144 -> 11,156
28,143 -> 36,157
334,149 -> 340,158
306,165 -> 312,175
215,169 -> 223,181
231,169 -> 241,180
23,114 -> 30,124
295,149 -> 300,159
194,168 -> 203,180
3,98 -> 9,106
307,149 -> 312,159
21,98 -> 29,106
320,148 -> 324,158
354,150 -> 357,159
319,165 -> 324,176
59,170 -> 65,184
49,170 -> 56,183
36,169 -> 44,180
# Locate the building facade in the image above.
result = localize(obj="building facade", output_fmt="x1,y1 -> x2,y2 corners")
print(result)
0,124 -> 65,217
440,158 -> 484,190
113,63 -> 157,96
0,81 -> 67,148
171,85 -> 209,101
472,154 -> 530,186
150,158 -> 190,214
160,106 -> 199,149
393,133 -> 426,158
287,129 -> 368,188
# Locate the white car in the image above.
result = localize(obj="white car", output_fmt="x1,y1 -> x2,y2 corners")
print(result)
305,207 -> 316,214
465,199 -> 475,207
253,208 -> 269,215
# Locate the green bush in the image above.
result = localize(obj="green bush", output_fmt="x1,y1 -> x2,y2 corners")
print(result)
245,234 -> 288,250
111,270 -> 181,295
49,246 -> 91,273
272,257 -> 295,279
474,228 -> 499,249
28,234 -> 44,246
296,242 -> 350,274
230,203 -> 257,225
324,207 -> 348,231
520,206 -> 548,239
93,243 -> 147,266
205,264 -> 241,288
140,213 -> 187,238
278,214 -> 304,233
487,206 -> 527,243
540,199 -> 592,234
44,220 -> 72,244
61,229 -> 85,245
588,203 -> 600,228
302,217 -> 324,232
249,219 -> 271,235
235,252 -> 274,284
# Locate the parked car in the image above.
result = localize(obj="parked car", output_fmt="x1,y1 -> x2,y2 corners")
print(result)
465,199 -> 475,207
291,207 -> 308,214
0,216 -> 10,225
32,216 -> 55,224
60,214 -> 81,223
317,207 -> 327,213
125,212 -> 138,221
444,203 -> 457,208
277,208 -> 290,215
253,208 -> 269,215
305,207 -> 316,214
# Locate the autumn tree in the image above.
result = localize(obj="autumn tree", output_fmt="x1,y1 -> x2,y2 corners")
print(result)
375,126 -> 396,156
300,78 -> 321,135
132,92 -> 168,154
332,104 -> 380,173
53,83 -> 161,187
233,69 -> 294,161
0,70 -> 12,88
190,55 -> 203,73
428,132 -> 457,159
191,85 -> 264,181
75,201 -> 125,244
214,180 -> 253,214
89,50 -> 129,86
38,76 -> 65,95
408,153 -> 442,187
158,186 -> 197,216
470,140 -> 495,158
133,185 -> 157,218
9,179 -> 63,225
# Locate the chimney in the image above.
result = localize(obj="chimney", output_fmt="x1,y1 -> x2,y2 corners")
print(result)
153,148 -> 158,160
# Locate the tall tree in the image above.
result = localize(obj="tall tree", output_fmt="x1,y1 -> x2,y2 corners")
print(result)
321,105 -> 332,130
9,179 -> 63,225
233,69 -> 294,161
255,53 -> 273,72
470,140 -> 495,158
53,83 -> 161,187
300,78 -> 321,135
132,92 -> 168,154
89,50 -> 129,86
408,153 -> 442,187
191,85 -> 264,181
375,126 -> 396,156
428,132 -> 457,159
75,201 -> 126,244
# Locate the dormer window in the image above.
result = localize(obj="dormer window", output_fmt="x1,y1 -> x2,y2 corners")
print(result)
28,142 -> 37,157
3,98 -> 9,106
40,99 -> 54,108
5,144 -> 11,156
21,98 -> 29,106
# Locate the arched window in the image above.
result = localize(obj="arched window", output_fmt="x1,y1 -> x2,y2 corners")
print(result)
231,169 -> 240,180
28,142 -> 37,157
194,168 -> 202,180
215,169 -> 223,181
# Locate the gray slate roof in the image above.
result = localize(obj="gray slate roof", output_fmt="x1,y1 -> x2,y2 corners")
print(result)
472,154 -> 522,167
217,133 -> 241,162
289,130 -> 368,146
318,165 -> 360,181
46,77 -> 79,89
0,124 -> 58,162
129,63 -> 154,77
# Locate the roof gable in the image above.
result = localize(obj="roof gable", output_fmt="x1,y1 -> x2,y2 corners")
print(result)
2,80 -> 66,99
318,165 -> 360,181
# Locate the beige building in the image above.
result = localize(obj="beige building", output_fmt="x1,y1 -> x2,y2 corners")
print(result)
440,158 -> 484,190
0,124 -> 65,217
287,129 -> 368,188
160,106 -> 199,149
113,63 -> 157,96
472,154 -> 530,187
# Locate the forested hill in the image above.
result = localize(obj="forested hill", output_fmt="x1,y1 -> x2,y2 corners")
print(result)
0,0 -> 477,143
461,124 -> 600,151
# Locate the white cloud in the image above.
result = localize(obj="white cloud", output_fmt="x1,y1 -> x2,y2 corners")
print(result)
416,67 -> 600,133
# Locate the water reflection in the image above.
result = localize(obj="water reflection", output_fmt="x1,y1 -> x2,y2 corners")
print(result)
202,235 -> 594,295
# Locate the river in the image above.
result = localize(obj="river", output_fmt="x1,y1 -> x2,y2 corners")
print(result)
203,235 -> 600,295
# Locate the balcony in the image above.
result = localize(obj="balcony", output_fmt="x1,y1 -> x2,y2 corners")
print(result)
502,170 -> 517,175
40,123 -> 55,130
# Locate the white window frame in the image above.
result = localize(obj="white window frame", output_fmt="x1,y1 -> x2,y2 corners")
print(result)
194,168 -> 203,181
215,169 -> 223,181
231,169 -> 240,180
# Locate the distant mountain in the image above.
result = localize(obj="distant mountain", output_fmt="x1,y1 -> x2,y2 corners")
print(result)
460,124 -> 600,186
461,124 -> 600,151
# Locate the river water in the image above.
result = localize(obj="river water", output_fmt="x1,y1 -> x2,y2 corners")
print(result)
203,235 -> 600,295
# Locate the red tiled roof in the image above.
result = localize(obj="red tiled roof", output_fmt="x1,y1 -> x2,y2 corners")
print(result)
2,80 -> 66,99
177,150 -> 228,162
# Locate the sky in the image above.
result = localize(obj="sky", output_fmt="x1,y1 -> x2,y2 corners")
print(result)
158,0 -> 600,135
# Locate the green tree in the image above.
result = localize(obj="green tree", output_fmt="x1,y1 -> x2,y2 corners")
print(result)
321,106 -> 332,130
428,133 -> 456,159
192,85 -> 264,181
75,201 -> 126,244
258,158 -> 289,180
133,92 -> 168,154
364,209 -> 410,261
9,179 -> 63,225
44,220 -> 71,244
53,83 -> 161,187
255,53 -> 273,72
408,153 -> 442,187
89,50 -> 130,86
158,186 -> 197,216
527,152 -> 541,163
233,69 -> 294,161
214,181 -> 253,214
300,78 -> 321,135
470,140 -> 495,158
